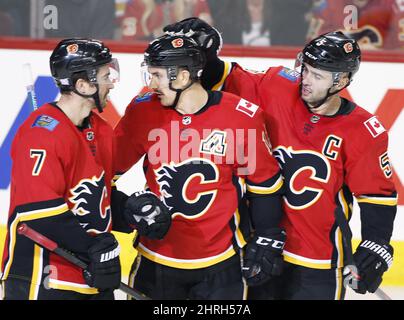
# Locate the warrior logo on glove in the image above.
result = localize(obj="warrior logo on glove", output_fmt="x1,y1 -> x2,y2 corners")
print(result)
345,239 -> 394,294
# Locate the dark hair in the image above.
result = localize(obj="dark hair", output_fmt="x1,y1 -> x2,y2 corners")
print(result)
59,71 -> 89,94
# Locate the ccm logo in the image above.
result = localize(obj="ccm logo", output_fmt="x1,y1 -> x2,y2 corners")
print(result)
256,237 -> 285,250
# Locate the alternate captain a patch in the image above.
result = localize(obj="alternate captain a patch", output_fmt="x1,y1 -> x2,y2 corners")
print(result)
278,68 -> 300,82
32,115 -> 59,131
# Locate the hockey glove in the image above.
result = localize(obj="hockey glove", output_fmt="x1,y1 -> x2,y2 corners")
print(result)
163,17 -> 222,61
83,233 -> 121,290
346,239 -> 393,294
124,190 -> 171,240
242,228 -> 286,287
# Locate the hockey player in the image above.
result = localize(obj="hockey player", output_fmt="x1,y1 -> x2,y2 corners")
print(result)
164,18 -> 397,300
112,34 -> 285,299
1,39 -> 122,299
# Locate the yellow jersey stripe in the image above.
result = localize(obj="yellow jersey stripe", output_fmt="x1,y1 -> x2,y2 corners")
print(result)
137,244 -> 236,269
335,190 -> 349,268
356,197 -> 397,206
246,177 -> 283,195
334,268 -> 344,300
128,255 -> 141,300
234,209 -> 247,248
28,245 -> 43,300
212,61 -> 232,91
283,251 -> 331,269
48,279 -> 98,294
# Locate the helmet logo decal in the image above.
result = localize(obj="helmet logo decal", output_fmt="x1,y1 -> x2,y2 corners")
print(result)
343,43 -> 354,53
66,44 -> 79,54
316,38 -> 327,46
171,38 -> 184,48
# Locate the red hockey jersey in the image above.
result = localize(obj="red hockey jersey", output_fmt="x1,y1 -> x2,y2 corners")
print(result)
216,63 -> 397,269
114,90 -> 283,269
307,0 -> 404,49
1,104 -> 114,295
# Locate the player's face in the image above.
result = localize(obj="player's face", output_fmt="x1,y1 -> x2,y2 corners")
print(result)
147,66 -> 177,106
96,64 -> 115,109
301,63 -> 334,105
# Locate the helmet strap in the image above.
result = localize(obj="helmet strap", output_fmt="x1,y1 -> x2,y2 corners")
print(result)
168,80 -> 195,110
73,83 -> 103,113
308,81 -> 350,109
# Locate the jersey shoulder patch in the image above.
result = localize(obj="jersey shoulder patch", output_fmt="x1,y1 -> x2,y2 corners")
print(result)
31,115 -> 59,131
277,67 -> 300,82
235,98 -> 259,118
133,91 -> 154,104
363,116 -> 386,138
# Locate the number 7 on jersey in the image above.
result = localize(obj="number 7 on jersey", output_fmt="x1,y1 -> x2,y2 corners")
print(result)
30,149 -> 46,176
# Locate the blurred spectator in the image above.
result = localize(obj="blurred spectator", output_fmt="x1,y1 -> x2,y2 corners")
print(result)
306,0 -> 404,50
118,0 -> 212,41
208,0 -> 311,46
0,11 -> 13,36
0,0 -> 30,36
241,0 -> 271,46
44,0 -> 116,39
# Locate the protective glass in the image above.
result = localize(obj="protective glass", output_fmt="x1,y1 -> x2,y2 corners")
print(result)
141,61 -> 152,87
96,58 -> 120,85
140,61 -> 170,89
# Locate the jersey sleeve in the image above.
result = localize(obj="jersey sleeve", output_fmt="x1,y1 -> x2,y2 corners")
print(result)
344,128 -> 397,242
11,128 -> 68,214
111,97 -> 149,231
233,104 -> 283,197
9,128 -> 95,255
113,98 -> 148,180
233,103 -> 284,231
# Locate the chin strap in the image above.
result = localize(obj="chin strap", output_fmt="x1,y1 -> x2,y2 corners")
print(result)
73,84 -> 103,113
168,80 -> 195,109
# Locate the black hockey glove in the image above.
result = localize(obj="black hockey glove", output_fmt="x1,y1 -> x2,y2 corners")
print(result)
124,191 -> 171,240
83,233 -> 121,290
346,239 -> 393,294
163,17 -> 222,61
242,228 -> 286,287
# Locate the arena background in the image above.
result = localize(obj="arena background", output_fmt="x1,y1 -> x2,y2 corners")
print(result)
0,38 -> 403,298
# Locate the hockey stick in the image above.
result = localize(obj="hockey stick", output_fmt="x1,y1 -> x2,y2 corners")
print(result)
334,207 -> 392,300
17,223 -> 150,300
23,63 -> 38,111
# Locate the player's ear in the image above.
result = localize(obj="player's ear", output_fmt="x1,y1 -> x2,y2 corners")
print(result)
335,74 -> 350,90
177,68 -> 191,86
75,78 -> 96,95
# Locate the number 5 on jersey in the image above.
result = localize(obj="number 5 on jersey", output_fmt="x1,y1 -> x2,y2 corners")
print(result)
30,149 -> 46,176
